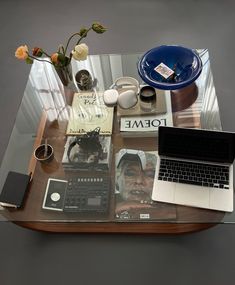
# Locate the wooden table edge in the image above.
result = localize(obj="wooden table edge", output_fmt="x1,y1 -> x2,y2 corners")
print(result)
13,221 -> 218,234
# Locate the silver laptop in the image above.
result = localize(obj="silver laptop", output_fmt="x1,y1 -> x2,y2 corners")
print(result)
152,126 -> 235,212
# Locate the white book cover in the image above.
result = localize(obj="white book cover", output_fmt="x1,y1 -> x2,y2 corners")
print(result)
66,91 -> 114,136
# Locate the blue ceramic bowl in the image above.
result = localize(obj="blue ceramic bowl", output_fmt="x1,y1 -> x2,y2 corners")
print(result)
138,45 -> 203,90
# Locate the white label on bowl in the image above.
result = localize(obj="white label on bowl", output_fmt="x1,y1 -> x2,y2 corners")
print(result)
154,62 -> 174,79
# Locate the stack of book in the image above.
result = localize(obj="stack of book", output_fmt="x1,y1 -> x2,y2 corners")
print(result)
118,89 -> 173,137
62,91 -> 114,171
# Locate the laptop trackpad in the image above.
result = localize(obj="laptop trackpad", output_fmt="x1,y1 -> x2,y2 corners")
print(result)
152,180 -> 175,202
175,184 -> 210,208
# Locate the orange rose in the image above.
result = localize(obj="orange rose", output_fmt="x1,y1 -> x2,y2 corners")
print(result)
15,45 -> 29,60
51,53 -> 59,64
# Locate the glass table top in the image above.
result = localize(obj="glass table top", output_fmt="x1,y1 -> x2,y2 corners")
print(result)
0,49 -> 234,227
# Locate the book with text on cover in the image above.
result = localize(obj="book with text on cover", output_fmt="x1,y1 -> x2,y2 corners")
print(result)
115,149 -> 176,221
66,92 -> 114,136
119,90 -> 173,137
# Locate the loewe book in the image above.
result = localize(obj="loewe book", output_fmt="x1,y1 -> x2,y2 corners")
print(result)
152,126 -> 235,212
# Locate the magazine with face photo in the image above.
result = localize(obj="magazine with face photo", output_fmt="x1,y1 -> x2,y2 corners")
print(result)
115,149 -> 176,221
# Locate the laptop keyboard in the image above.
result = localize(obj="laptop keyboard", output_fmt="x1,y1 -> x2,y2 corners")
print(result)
158,159 -> 230,189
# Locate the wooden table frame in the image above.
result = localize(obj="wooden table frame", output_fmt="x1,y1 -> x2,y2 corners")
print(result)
1,90 -> 225,234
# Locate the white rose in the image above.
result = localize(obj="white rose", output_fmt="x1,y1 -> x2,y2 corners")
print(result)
72,43 -> 89,61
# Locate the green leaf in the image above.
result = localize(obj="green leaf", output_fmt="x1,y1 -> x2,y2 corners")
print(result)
25,57 -> 33,64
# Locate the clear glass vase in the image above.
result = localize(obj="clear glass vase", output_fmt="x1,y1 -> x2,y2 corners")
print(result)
54,60 -> 78,106
55,63 -> 73,87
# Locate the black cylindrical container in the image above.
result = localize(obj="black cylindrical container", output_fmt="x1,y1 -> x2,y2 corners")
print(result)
139,86 -> 157,112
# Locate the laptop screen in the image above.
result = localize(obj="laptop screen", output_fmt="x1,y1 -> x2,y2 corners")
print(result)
158,126 -> 235,163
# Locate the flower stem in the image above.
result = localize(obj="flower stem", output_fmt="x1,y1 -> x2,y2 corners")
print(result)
64,27 -> 92,55
76,27 -> 92,45
28,54 -> 53,65
58,44 -> 66,54
41,50 -> 51,58
64,32 -> 81,55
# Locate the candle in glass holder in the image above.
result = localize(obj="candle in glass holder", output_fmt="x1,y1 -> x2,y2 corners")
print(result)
139,86 -> 157,112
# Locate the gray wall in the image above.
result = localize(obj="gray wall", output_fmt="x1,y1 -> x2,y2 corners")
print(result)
1,1 -> 235,284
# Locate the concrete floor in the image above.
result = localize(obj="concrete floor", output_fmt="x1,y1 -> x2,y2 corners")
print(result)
0,1 -> 235,284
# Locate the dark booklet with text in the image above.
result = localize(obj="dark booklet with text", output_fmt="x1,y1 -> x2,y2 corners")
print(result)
0,171 -> 31,208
